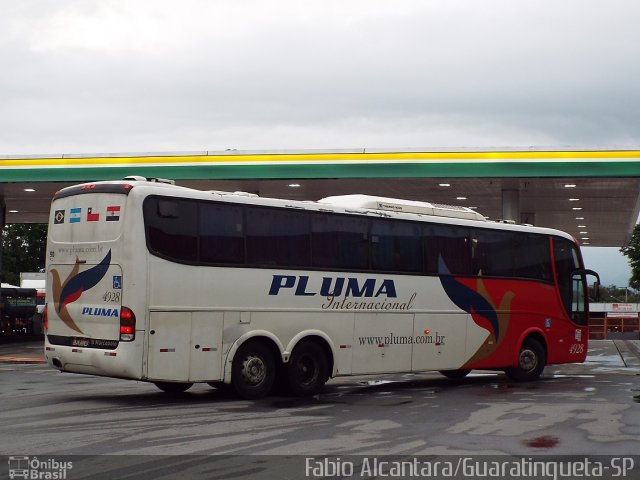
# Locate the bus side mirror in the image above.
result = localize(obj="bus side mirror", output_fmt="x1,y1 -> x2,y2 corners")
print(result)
583,269 -> 601,302
591,281 -> 600,302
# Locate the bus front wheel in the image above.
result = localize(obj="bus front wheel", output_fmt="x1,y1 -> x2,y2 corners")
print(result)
154,381 -> 193,393
505,338 -> 546,381
231,341 -> 276,400
286,341 -> 329,396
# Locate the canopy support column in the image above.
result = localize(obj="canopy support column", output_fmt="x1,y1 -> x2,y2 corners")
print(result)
502,188 -> 520,223
0,195 -> 4,285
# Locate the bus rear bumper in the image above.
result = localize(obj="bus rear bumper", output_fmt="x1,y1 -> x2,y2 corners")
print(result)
44,341 -> 143,379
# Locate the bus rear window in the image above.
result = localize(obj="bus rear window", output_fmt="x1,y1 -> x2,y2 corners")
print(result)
49,196 -> 124,243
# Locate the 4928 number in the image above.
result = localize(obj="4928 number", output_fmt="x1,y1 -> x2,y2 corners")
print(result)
569,343 -> 584,355
102,291 -> 121,303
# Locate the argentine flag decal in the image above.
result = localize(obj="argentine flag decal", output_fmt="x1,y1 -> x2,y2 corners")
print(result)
69,207 -> 82,223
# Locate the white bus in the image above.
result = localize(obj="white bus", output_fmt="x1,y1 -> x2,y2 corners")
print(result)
44,177 -> 597,399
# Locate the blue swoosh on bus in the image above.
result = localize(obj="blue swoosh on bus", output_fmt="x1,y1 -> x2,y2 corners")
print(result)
51,250 -> 112,334
437,255 -> 500,340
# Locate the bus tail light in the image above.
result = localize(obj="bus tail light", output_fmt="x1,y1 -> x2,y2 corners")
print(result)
120,307 -> 136,342
43,304 -> 48,332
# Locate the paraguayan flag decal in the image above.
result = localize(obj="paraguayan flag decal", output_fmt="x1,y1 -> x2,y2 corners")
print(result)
106,205 -> 121,221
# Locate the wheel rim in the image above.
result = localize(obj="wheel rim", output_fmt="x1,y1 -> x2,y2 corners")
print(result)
519,348 -> 538,372
296,355 -> 319,386
241,354 -> 266,386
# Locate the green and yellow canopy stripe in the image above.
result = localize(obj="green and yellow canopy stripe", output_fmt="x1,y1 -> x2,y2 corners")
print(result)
2,149 -> 640,182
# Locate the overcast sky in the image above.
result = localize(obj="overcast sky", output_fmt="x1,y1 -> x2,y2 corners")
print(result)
1,0 -> 639,286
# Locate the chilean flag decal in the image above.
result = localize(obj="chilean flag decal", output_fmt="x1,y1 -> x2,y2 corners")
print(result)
87,207 -> 100,222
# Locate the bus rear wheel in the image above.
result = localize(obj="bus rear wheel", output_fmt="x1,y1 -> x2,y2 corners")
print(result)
231,341 -> 276,400
505,338 -> 546,381
439,369 -> 471,379
154,381 -> 193,393
286,341 -> 329,396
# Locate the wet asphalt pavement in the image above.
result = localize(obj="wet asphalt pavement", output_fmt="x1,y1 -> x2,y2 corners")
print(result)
0,339 -> 638,458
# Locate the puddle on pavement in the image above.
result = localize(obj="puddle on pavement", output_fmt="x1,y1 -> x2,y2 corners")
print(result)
270,397 -> 326,409
358,380 -> 394,386
633,395 -> 640,403
523,435 -> 560,449
490,383 -> 516,389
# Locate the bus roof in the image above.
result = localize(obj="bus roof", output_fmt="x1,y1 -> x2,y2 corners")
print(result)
55,178 -> 577,243
318,194 -> 486,221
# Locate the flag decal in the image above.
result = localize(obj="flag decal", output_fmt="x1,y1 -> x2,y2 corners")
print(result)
106,205 -> 121,222
69,208 -> 82,223
87,207 -> 100,222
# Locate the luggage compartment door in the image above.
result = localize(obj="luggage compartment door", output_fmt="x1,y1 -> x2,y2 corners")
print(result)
147,311 -> 223,382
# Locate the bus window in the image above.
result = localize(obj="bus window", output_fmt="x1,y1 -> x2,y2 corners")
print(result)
514,234 -> 552,281
144,197 -> 198,263
553,237 -> 587,325
200,203 -> 244,264
467,229 -> 552,281
471,229 -> 515,277
246,207 -> 310,267
371,220 -> 422,272
311,213 -> 369,270
424,224 -> 472,275
572,272 -> 587,322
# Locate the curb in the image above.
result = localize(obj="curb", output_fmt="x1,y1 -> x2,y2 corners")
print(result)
0,356 -> 46,364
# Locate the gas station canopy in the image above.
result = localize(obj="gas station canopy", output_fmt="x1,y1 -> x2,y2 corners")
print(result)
2,147 -> 640,247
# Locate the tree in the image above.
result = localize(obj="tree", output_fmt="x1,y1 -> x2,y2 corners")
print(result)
593,284 -> 640,303
620,223 -> 640,291
1,224 -> 47,286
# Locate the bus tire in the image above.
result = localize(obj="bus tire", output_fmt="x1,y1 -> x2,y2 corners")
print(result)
286,341 -> 329,397
231,341 -> 275,400
154,381 -> 193,393
439,369 -> 471,379
505,338 -> 546,381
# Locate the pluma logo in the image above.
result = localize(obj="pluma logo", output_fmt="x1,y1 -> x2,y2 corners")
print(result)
51,250 -> 112,334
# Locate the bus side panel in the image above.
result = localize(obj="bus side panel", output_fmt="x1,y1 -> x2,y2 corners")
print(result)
190,312 -> 224,381
412,313 -> 470,371
147,312 -> 190,381
352,313 -> 414,374
443,277 -> 584,370
146,311 -> 223,382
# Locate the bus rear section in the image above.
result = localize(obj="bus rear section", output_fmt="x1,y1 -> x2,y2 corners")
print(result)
44,183 -> 142,379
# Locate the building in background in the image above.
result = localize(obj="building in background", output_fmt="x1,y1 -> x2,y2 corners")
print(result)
589,303 -> 640,339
